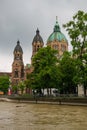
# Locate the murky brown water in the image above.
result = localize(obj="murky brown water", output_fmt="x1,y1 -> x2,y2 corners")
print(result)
0,102 -> 87,130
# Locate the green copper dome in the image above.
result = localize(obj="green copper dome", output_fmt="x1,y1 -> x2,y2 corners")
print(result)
47,20 -> 68,43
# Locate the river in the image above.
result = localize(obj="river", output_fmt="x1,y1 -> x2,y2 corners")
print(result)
0,102 -> 87,130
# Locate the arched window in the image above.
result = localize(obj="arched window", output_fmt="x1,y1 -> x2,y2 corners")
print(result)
54,45 -> 58,50
14,69 -> 18,78
37,45 -> 40,51
21,68 -> 24,78
61,44 -> 66,52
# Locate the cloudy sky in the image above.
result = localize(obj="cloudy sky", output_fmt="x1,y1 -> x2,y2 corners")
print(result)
0,0 -> 87,72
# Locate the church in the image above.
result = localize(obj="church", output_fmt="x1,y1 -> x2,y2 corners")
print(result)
11,18 -> 68,86
0,18 -> 68,87
0,18 -> 85,96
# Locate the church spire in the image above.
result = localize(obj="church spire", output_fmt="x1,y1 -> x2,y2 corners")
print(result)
54,16 -> 60,32
36,28 -> 39,35
56,16 -> 58,23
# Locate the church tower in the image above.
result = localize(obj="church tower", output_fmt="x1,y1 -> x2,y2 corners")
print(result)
47,17 -> 68,58
31,29 -> 44,62
11,40 -> 24,86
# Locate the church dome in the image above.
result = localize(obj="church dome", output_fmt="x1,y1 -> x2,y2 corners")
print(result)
14,41 -> 23,53
47,19 -> 68,43
32,29 -> 44,44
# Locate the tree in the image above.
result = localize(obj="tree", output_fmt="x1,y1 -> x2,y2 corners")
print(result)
31,46 -> 61,96
58,52 -> 77,94
63,10 -> 87,96
0,76 -> 9,94
24,73 -> 35,94
12,85 -> 18,94
18,81 -> 25,94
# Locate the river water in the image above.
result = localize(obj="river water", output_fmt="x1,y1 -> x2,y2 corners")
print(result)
0,102 -> 87,130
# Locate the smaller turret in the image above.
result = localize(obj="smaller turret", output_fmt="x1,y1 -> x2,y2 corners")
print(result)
32,28 -> 44,44
14,40 -> 23,54
13,40 -> 23,61
32,29 -> 44,60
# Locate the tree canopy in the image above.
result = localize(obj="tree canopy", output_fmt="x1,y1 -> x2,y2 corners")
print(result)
58,52 -> 77,94
27,46 -> 62,95
0,76 -> 9,94
63,10 -> 87,95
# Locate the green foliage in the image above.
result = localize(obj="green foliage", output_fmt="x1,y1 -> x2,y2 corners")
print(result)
27,46 -> 62,95
58,52 -> 77,93
12,85 -> 18,94
63,10 -> 87,58
0,76 -> 9,94
26,47 -> 78,95
63,10 -> 87,95
18,81 -> 25,94
25,72 -> 37,90
32,46 -> 58,73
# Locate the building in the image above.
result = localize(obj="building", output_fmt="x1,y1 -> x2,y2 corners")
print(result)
11,40 -> 24,86
47,18 -> 68,58
32,28 -> 44,59
12,18 -> 68,86
0,72 -> 11,77
0,18 -> 86,96
0,18 -> 68,87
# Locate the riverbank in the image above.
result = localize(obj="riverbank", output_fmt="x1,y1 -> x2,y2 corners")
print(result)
0,95 -> 87,106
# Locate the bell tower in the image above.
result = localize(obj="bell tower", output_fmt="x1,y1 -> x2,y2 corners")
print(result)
12,40 -> 24,86
31,29 -> 44,61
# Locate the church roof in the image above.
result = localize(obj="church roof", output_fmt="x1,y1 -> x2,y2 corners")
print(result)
47,18 -> 68,43
14,41 -> 23,53
32,29 -> 44,44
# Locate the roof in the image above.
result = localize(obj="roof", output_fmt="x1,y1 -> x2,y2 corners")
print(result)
0,72 -> 12,77
14,41 -> 23,53
47,19 -> 68,43
32,29 -> 44,44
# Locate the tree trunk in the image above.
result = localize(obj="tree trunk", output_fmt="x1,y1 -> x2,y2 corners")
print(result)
47,88 -> 49,96
50,88 -> 52,95
84,85 -> 86,96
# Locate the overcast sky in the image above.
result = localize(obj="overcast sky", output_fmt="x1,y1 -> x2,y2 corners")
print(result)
0,0 -> 87,72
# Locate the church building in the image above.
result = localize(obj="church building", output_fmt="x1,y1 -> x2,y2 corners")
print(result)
11,18 -> 68,86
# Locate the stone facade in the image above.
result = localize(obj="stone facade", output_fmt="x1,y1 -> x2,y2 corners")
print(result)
47,40 -> 68,58
31,28 -> 44,62
11,41 -> 24,86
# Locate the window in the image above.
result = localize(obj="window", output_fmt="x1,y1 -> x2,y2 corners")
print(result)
37,45 -> 40,51
53,45 -> 58,50
14,69 -> 18,78
61,44 -> 66,52
21,68 -> 24,78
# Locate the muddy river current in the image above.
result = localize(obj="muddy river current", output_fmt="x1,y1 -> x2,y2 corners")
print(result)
0,102 -> 87,130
